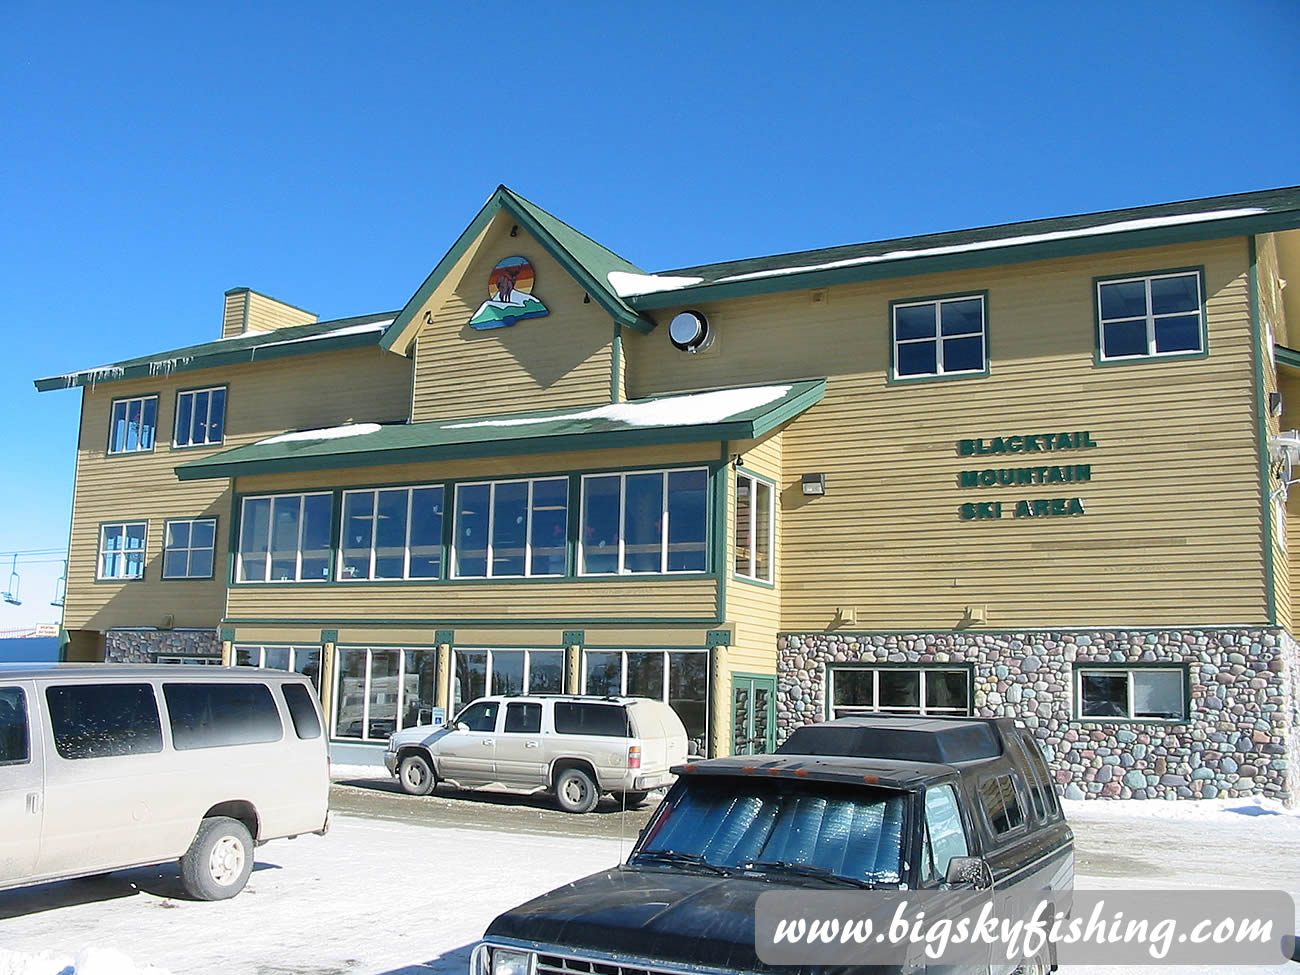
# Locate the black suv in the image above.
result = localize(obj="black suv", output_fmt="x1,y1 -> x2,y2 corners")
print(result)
474,715 -> 1073,975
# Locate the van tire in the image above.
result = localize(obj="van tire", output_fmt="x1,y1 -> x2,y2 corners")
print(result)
612,790 -> 649,808
398,753 -> 436,796
555,767 -> 599,813
180,816 -> 254,900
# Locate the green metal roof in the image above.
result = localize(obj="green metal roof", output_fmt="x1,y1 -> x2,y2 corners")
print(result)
175,379 -> 826,481
624,184 -> 1300,309
34,312 -> 398,392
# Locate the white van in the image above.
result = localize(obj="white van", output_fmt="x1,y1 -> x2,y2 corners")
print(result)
0,664 -> 330,900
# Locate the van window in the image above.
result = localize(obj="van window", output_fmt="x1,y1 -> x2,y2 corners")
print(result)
455,701 -> 499,732
282,682 -> 322,739
978,773 -> 1025,835
0,687 -> 29,765
163,682 -> 283,749
46,683 -> 164,759
504,702 -> 542,733
921,784 -> 969,882
553,702 -> 630,737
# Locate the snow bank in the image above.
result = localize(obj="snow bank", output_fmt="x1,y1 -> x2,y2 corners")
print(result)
0,947 -> 170,975
258,423 -> 383,445
330,762 -> 390,781
1062,794 -> 1300,824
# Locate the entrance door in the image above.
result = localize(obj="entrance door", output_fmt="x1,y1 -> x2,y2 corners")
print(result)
0,681 -> 42,879
732,675 -> 776,756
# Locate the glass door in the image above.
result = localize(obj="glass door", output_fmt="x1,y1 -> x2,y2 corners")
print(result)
732,674 -> 776,755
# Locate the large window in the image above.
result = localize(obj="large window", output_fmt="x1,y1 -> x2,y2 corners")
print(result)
734,473 -> 774,582
453,648 -> 565,708
45,683 -> 164,759
1096,270 -> 1204,360
163,518 -> 217,579
162,682 -> 283,750
452,477 -> 568,578
1077,666 -> 1186,720
582,649 -> 709,755
98,522 -> 148,580
892,294 -> 987,379
173,386 -> 227,447
237,493 -> 333,582
334,646 -> 438,741
341,485 -> 444,580
108,395 -> 158,454
235,644 -> 322,691
579,468 -> 708,575
829,666 -> 971,718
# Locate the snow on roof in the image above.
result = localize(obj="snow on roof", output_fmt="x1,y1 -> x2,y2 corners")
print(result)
248,320 -> 392,349
606,270 -> 705,297
258,423 -> 384,445
442,385 -> 792,430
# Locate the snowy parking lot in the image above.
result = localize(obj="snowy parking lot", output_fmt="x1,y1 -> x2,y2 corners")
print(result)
1,774 -> 1298,975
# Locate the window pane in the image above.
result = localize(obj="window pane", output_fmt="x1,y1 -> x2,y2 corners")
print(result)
190,548 -> 213,578
924,785 -> 969,880
940,298 -> 983,336
667,469 -> 707,572
402,648 -> 438,729
491,482 -> 528,577
625,473 -> 664,573
190,390 -> 209,445
164,550 -> 189,579
1099,280 -> 1147,320
1102,320 -> 1148,358
505,702 -> 542,734
734,476 -> 752,576
456,700 -> 499,732
341,492 -> 374,579
1154,315 -> 1202,354
626,652 -> 665,700
1133,670 -> 1184,719
942,335 -> 984,373
166,520 -> 190,550
282,683 -> 322,739
455,484 -> 490,577
164,683 -> 282,750
270,497 -> 301,581
111,401 -> 128,452
833,670 -> 874,709
125,400 -> 142,451
668,652 -> 708,756
235,646 -> 259,667
553,703 -> 629,737
335,649 -> 367,739
979,774 -> 1024,834
192,520 -> 215,549
1081,673 -> 1128,717
491,650 -> 525,695
897,341 -> 937,376
754,479 -> 772,581
140,398 -> 157,449
175,393 -> 194,446
1150,274 -> 1198,315
263,647 -> 290,671
368,650 -> 400,740
894,303 -> 937,340
124,523 -> 147,578
408,487 -> 444,579
293,648 -> 321,690
530,478 -> 568,576
374,489 -> 409,579
207,388 -> 226,442
878,670 -> 921,712
581,476 -> 621,573
585,651 -> 622,696
527,650 -> 564,694
925,671 -> 969,712
46,683 -> 163,759
0,687 -> 29,764
454,650 -> 487,710
301,495 -> 332,580
239,498 -> 271,581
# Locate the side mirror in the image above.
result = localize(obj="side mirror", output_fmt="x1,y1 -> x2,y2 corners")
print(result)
453,722 -> 469,732
944,855 -> 994,890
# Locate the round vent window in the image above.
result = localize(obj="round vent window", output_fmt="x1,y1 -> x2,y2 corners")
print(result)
668,310 -> 713,353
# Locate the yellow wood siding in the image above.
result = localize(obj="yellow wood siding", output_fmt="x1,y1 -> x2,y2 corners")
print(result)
222,293 -> 245,339
1278,370 -> 1300,624
244,291 -> 317,332
409,211 -> 616,421
626,239 -> 1265,630
724,431 -> 782,675
63,347 -> 412,632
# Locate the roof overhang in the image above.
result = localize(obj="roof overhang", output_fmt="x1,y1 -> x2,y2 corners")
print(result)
175,379 -> 826,481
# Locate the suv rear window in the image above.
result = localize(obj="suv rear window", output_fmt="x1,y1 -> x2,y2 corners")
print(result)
282,682 -> 323,739
46,683 -> 164,759
553,702 -> 630,737
163,682 -> 283,750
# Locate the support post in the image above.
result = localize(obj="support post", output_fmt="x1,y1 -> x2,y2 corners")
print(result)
709,643 -> 731,759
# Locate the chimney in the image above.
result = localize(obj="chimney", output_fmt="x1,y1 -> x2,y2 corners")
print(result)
222,288 -> 318,338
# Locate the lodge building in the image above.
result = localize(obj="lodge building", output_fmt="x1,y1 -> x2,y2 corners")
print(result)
36,185 -> 1300,802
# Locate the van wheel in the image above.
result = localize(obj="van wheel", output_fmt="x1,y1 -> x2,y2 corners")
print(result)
399,754 -> 436,796
612,791 -> 649,808
179,816 -> 254,900
555,767 -> 599,813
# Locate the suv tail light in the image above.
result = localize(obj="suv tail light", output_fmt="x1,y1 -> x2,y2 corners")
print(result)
628,745 -> 642,769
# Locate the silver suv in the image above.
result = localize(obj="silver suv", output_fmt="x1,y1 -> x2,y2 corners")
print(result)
383,695 -> 688,813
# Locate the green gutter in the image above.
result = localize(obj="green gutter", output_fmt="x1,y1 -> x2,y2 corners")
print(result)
611,323 -> 623,403
1249,236 -> 1278,626
1275,345 -> 1300,370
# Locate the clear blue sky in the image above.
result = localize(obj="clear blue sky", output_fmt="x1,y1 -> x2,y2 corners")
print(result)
2,1 -> 1297,626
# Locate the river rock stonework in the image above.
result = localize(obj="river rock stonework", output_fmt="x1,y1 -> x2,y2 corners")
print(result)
105,628 -> 220,664
777,629 -> 1298,804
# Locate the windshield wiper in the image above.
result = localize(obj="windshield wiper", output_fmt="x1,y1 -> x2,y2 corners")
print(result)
632,850 -> 731,876
739,860 -> 877,888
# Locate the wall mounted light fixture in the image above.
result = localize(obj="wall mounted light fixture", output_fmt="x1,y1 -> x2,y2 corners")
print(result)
1270,391 -> 1284,418
801,473 -> 827,496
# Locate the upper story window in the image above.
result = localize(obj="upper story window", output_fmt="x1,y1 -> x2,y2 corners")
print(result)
237,493 -> 333,583
734,472 -> 774,583
892,294 -> 987,380
341,485 -> 444,580
98,521 -> 148,580
174,386 -> 227,447
108,395 -> 158,454
163,518 -> 217,579
1096,270 -> 1204,361
579,468 -> 708,575
1076,666 -> 1186,721
453,478 -> 568,579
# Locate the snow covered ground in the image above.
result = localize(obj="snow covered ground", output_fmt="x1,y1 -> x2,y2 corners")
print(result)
0,798 -> 1297,974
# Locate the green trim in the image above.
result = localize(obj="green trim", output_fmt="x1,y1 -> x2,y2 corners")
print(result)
158,516 -> 219,582
225,615 -> 725,626
887,290 -> 991,385
713,453 -> 728,623
730,672 -> 778,754
584,644 -> 713,650
1091,266 -> 1210,367
219,627 -> 235,642
1249,239 -> 1277,625
823,661 -> 977,720
92,519 -> 150,583
706,629 -> 733,648
611,323 -> 623,404
731,465 -> 777,588
561,630 -> 585,647
104,392 -> 161,457
1275,344 -> 1300,370
320,629 -> 339,643
170,383 -> 228,450
1071,661 -> 1192,724
434,629 -> 455,645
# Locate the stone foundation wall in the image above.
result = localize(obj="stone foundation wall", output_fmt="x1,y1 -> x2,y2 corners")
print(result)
778,628 -> 1298,803
105,628 -> 220,663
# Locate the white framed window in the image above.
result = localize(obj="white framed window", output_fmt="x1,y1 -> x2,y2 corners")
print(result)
1096,270 -> 1204,360
97,522 -> 148,579
156,655 -> 221,665
452,648 -> 566,707
108,395 -> 159,453
892,294 -> 987,379
452,477 -> 568,578
162,518 -> 217,579
173,386 -> 227,447
340,485 -> 444,581
334,646 -> 438,741
734,472 -> 774,582
579,468 -> 708,575
1076,667 -> 1186,721
580,649 -> 709,755
829,666 -> 971,718
236,493 -> 333,582
235,644 -> 322,690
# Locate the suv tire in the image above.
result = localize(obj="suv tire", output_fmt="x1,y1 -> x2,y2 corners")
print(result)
179,816 -> 254,900
398,753 -> 436,796
611,790 -> 650,808
555,767 -> 600,813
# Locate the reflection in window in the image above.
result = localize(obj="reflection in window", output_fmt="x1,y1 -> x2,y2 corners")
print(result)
922,784 -> 969,882
0,687 -> 29,765
452,649 -> 565,709
580,468 -> 708,575
1078,667 -> 1185,720
332,646 -> 437,741
98,522 -> 148,580
453,478 -> 567,578
45,683 -> 164,759
234,644 -> 322,690
830,667 -> 971,718
581,649 -> 709,755
238,493 -> 333,582
174,386 -> 226,447
163,519 -> 216,579
341,485 -> 444,580
735,473 -> 774,582
109,395 -> 158,453
1097,271 -> 1203,360
893,295 -> 987,379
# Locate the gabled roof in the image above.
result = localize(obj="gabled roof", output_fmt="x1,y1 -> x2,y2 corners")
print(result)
34,312 -> 397,392
175,379 -> 825,480
379,185 -> 656,353
619,184 -> 1300,309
